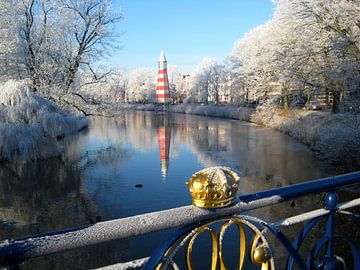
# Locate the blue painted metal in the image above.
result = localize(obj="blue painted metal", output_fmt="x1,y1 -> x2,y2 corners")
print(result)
325,192 -> 338,210
145,187 -> 360,270
143,222 -> 202,270
0,171 -> 359,269
286,216 -> 323,269
239,171 -> 360,203
269,191 -> 359,269
340,211 -> 360,223
307,236 -> 360,269
265,224 -> 308,269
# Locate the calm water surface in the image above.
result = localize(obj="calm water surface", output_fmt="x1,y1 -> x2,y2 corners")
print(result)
0,111 -> 337,269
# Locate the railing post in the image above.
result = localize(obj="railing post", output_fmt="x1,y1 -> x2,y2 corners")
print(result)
312,191 -> 346,270
0,169 -> 359,269
325,191 -> 337,260
323,191 -> 344,270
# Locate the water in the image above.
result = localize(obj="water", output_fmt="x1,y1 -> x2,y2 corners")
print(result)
0,111 -> 337,269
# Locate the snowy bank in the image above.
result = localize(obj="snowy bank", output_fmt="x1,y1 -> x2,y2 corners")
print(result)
115,103 -> 360,170
252,105 -> 360,170
0,80 -> 88,162
170,104 -> 254,121
66,101 -> 360,170
84,103 -> 255,121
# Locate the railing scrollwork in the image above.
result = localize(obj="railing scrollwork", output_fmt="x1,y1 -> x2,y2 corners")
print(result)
150,217 -> 275,270
0,168 -> 359,270
144,168 -> 360,270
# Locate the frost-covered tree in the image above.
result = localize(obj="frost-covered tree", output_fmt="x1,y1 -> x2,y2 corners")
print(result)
110,71 -> 128,103
189,57 -> 222,104
166,64 -> 180,101
0,0 -> 124,98
0,80 -> 88,161
0,0 -> 23,81
290,0 -> 360,112
208,64 -> 224,104
59,0 -> 124,93
220,66 -> 245,104
165,65 -> 191,103
173,73 -> 191,103
227,0 -> 360,112
127,68 -> 156,103
77,69 -> 128,104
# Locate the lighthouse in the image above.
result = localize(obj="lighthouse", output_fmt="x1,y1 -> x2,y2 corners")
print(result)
156,50 -> 172,104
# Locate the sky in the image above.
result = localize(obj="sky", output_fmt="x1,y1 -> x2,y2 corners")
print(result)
108,0 -> 275,74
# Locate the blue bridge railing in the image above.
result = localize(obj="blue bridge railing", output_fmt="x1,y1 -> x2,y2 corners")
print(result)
0,169 -> 359,269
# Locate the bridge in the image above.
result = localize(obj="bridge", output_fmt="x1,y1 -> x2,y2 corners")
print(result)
0,168 -> 359,269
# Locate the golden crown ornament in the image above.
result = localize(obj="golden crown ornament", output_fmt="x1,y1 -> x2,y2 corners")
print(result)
186,167 -> 240,208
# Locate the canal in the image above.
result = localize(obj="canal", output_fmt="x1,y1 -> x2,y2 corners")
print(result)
0,111 -> 337,269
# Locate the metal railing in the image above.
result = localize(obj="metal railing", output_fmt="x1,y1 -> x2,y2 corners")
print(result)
0,170 -> 359,269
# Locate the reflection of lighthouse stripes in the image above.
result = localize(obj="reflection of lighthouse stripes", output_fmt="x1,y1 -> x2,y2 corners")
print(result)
157,126 -> 171,180
156,51 -> 172,103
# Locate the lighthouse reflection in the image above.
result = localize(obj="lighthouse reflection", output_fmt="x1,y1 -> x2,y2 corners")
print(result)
156,113 -> 171,181
0,111 -> 337,270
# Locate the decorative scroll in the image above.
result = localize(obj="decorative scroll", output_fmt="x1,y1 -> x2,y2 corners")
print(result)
151,217 -> 275,270
144,167 -> 359,269
144,194 -> 360,269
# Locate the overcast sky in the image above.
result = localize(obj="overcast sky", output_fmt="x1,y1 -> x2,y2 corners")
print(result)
107,0 -> 275,74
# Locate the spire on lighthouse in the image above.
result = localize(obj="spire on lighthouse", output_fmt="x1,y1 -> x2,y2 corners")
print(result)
156,50 -> 172,104
159,50 -> 166,62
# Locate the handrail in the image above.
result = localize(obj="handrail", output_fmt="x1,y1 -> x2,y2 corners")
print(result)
239,171 -> 360,202
95,197 -> 360,270
0,171 -> 359,267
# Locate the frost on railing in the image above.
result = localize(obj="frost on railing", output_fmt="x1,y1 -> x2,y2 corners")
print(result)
141,168 -> 360,270
0,168 -> 359,270
142,197 -> 360,270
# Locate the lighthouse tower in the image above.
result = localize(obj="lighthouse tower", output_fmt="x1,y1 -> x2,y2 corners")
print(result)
156,50 -> 172,104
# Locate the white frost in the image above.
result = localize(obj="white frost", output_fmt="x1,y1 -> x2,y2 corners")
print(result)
0,80 -> 88,161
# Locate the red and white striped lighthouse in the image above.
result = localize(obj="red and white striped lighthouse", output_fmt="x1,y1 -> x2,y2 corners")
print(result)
156,50 -> 172,104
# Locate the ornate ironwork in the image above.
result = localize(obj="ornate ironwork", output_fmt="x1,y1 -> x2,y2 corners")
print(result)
143,168 -> 360,270
144,194 -> 360,269
0,170 -> 359,269
145,217 -> 275,270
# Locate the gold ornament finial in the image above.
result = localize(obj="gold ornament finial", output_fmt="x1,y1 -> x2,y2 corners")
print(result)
186,167 -> 240,208
252,245 -> 271,264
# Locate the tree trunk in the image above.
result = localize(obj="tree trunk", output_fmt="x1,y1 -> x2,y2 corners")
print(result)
306,93 -> 311,110
331,90 -> 340,114
283,88 -> 289,109
65,53 -> 82,93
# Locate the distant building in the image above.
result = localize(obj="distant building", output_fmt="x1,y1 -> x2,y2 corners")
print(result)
310,89 -> 333,110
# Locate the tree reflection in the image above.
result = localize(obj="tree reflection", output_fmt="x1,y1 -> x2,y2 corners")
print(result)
0,119 -> 132,269
0,111 -> 340,269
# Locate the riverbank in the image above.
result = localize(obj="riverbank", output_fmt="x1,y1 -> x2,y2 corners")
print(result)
67,99 -> 360,171
110,103 -> 359,171
251,106 -> 360,171
0,80 -> 88,162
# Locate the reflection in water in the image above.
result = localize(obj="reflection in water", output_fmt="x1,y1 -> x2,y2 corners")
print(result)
0,111 -> 341,269
157,113 -> 171,181
0,140 -> 85,239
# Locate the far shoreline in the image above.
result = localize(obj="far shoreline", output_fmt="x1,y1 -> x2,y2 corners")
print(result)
86,102 -> 359,172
